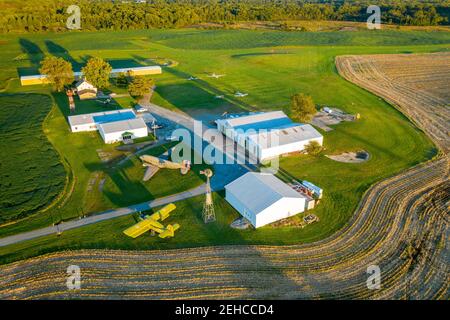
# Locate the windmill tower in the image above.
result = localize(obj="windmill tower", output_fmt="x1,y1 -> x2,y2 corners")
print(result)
66,89 -> 75,113
200,169 -> 215,223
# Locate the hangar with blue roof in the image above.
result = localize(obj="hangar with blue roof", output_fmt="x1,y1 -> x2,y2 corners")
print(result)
216,111 -> 323,161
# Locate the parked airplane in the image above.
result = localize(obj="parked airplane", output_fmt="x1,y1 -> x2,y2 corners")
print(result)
96,98 -> 112,104
207,72 -> 225,79
234,91 -> 248,97
123,203 -> 180,239
140,154 -> 191,181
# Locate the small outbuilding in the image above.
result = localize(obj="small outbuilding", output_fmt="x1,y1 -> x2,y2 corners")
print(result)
225,172 -> 307,228
75,79 -> 97,100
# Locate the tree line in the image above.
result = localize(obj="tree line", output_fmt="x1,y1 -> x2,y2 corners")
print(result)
0,0 -> 448,33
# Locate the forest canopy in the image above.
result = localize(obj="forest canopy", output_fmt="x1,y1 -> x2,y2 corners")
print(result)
0,0 -> 448,33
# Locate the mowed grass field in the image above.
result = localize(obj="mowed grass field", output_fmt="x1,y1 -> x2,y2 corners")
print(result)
0,27 -> 448,263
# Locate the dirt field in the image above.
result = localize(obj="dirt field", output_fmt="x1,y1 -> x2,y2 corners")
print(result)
327,151 -> 370,163
1,53 -> 449,300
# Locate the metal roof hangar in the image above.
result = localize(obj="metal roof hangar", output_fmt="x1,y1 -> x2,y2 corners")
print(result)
216,111 -> 323,162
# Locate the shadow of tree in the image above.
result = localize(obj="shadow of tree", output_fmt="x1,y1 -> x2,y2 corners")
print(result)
45,40 -> 84,71
131,54 -> 255,116
17,38 -> 44,76
84,160 -> 155,208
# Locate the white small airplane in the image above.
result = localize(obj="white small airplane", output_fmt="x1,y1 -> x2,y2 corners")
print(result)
215,95 -> 224,99
187,76 -> 198,81
234,91 -> 248,97
96,98 -> 113,104
207,72 -> 225,79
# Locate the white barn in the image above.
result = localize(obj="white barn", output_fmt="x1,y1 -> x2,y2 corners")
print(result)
216,111 -> 323,162
67,109 -> 149,143
68,109 -> 138,132
99,118 -> 148,144
225,172 -> 307,228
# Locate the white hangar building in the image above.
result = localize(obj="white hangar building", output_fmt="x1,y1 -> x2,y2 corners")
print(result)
99,118 -> 148,144
68,109 -> 148,144
216,111 -> 323,162
225,172 -> 307,228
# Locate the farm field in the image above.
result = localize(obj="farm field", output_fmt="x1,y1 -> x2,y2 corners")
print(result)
0,94 -> 66,223
336,52 -> 450,152
1,50 -> 448,299
0,28 -> 448,263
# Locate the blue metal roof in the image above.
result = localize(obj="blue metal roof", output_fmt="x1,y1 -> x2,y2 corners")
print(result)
232,116 -> 295,132
93,111 -> 136,124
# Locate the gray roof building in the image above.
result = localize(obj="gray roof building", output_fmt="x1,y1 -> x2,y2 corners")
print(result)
98,118 -> 147,134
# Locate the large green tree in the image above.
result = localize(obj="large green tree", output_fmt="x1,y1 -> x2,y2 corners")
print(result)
289,93 -> 317,123
39,56 -> 74,92
81,57 -> 112,89
128,76 -> 155,98
305,140 -> 323,156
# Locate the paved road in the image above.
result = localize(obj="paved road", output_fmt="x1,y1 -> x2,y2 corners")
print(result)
139,102 -> 254,189
0,185 -> 206,247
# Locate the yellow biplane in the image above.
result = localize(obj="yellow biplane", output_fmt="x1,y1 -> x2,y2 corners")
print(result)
123,203 -> 180,239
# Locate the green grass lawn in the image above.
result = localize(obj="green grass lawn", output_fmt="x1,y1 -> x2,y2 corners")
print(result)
0,27 -> 447,263
101,143 -> 209,207
0,192 -> 326,265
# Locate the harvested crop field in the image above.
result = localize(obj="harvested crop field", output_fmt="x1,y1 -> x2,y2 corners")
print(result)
336,52 -> 450,152
1,55 -> 449,299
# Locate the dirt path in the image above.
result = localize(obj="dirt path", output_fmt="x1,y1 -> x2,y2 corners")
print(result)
0,185 -> 206,248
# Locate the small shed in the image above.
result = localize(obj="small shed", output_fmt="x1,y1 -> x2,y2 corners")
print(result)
75,79 -> 97,100
225,172 -> 307,228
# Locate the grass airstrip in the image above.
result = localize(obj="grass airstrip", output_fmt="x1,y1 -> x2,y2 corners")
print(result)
0,27 -> 447,264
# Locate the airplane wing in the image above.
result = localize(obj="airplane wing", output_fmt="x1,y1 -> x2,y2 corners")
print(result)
148,203 -> 176,222
124,203 -> 177,239
123,218 -> 165,238
143,165 -> 160,181
158,223 -> 180,239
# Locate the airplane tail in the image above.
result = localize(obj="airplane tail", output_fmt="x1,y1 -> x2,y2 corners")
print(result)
158,223 -> 180,238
